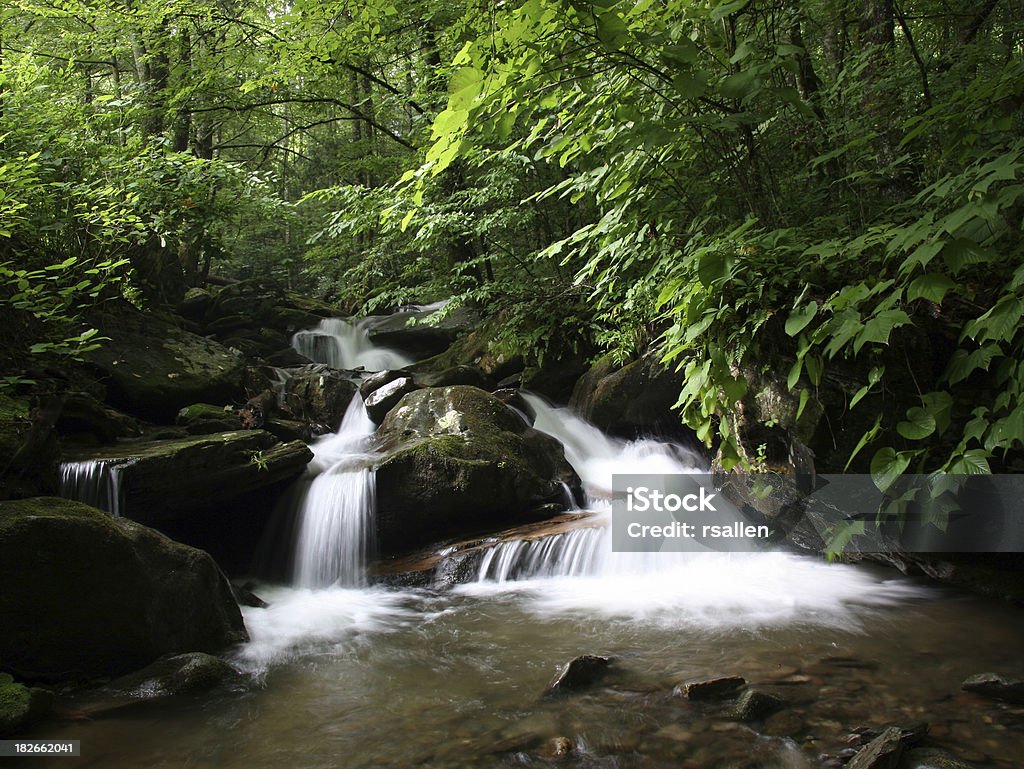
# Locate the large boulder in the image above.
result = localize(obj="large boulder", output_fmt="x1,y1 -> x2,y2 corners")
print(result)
569,352 -> 688,439
374,386 -> 582,554
0,497 -> 248,681
85,302 -> 246,421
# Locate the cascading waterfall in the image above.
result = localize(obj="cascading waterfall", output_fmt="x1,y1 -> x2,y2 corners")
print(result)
59,458 -> 134,516
292,318 -> 412,371
291,395 -> 378,588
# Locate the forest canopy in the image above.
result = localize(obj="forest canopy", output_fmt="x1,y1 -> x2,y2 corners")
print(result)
2,0 -> 1023,478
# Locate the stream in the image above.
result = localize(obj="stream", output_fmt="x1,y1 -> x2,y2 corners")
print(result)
35,316 -> 1024,769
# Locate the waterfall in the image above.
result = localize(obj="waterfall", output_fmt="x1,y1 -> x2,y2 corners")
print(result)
467,394 -> 724,583
59,458 -> 134,516
292,318 -> 412,371
291,396 -> 378,588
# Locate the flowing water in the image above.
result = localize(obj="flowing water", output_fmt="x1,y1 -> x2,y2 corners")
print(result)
26,340 -> 1024,769
58,458 -> 134,516
291,317 -> 413,370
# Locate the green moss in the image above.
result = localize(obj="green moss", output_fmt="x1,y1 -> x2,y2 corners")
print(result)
0,676 -> 50,736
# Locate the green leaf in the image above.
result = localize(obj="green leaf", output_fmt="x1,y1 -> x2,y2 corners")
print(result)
853,310 -> 910,354
711,0 -> 751,21
870,447 -> 911,492
906,273 -> 956,303
697,250 -> 733,287
947,449 -> 991,475
850,365 -> 885,408
720,70 -> 757,100
897,407 -> 936,440
845,414 -> 882,471
784,303 -> 817,336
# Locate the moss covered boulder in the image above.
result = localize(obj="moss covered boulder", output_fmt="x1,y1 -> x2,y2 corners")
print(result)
282,364 -> 358,428
175,403 -> 240,435
0,497 -> 248,681
374,386 -> 582,554
85,301 -> 246,421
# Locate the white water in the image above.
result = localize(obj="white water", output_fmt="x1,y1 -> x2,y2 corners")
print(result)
456,393 -> 925,626
58,458 -> 134,516
292,317 -> 412,370
291,396 -> 378,588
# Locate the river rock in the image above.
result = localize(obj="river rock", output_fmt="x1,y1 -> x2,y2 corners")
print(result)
961,672 -> 1024,704
900,747 -> 975,769
545,655 -> 613,696
674,675 -> 746,701
0,674 -> 53,736
0,497 -> 248,681
731,688 -> 786,721
364,376 -> 419,423
359,369 -> 410,399
84,301 -> 246,421
569,352 -> 689,439
374,386 -> 582,554
282,364 -> 358,428
55,392 -> 141,443
415,365 -> 492,390
101,652 -> 241,699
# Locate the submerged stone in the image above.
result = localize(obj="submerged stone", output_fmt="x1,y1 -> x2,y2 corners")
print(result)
674,675 -> 747,701
961,672 -> 1024,705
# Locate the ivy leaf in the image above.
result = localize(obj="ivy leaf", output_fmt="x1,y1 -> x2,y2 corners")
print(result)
897,407 -> 936,440
870,447 -> 912,492
947,449 -> 991,475
853,310 -> 910,354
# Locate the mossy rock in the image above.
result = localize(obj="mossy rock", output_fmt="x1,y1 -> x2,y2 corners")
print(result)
0,673 -> 53,736
101,652 -> 240,699
0,497 -> 248,681
175,403 -> 240,434
374,386 -> 581,554
282,364 -> 358,428
0,393 -> 59,499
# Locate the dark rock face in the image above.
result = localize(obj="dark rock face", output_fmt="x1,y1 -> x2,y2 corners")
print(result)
544,655 -> 613,696
0,497 -> 248,681
85,301 -> 246,422
364,377 -> 419,423
415,365 -> 492,390
282,364 -> 358,428
374,386 -> 582,555
359,369 -> 410,399
55,392 -> 141,443
674,675 -> 747,701
961,672 -> 1024,704
569,352 -> 689,440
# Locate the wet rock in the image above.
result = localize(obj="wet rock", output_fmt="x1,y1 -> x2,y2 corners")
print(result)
177,287 -> 215,322
545,655 -> 613,696
364,376 -> 419,423
731,689 -> 786,721
491,388 -> 535,423
102,652 -> 240,699
0,497 -> 247,681
0,673 -> 53,736
374,386 -> 582,554
900,747 -> 975,769
84,301 -> 246,421
674,675 -> 747,701
262,418 -> 310,443
282,364 -> 358,427
962,672 -> 1024,705
359,369 -> 409,399
264,347 -> 312,368
232,583 -> 268,609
